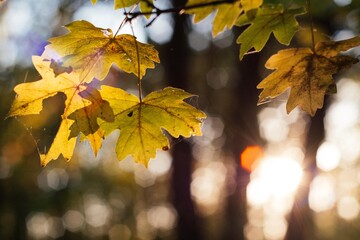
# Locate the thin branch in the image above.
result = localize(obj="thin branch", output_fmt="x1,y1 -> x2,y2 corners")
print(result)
306,0 -> 315,52
114,4 -> 137,38
126,0 -> 237,22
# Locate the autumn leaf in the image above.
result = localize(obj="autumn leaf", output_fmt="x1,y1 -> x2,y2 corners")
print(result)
67,86 -> 115,156
187,0 -> 262,37
80,130 -> 105,157
44,20 -> 159,80
98,86 -> 206,166
90,0 -> 153,13
114,0 -> 143,9
257,36 -> 360,116
236,4 -> 305,59
7,56 -> 95,166
49,59 -> 72,77
241,0 -> 263,12
114,0 -> 153,13
68,87 -> 114,138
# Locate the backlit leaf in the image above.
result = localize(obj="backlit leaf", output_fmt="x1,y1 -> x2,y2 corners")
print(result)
236,4 -> 305,59
98,86 -> 206,166
257,36 -> 360,116
67,86 -> 114,156
7,56 -> 95,166
241,0 -> 262,12
81,130 -> 105,157
187,0 -> 262,37
68,87 -> 114,138
45,20 -> 159,80
114,0 -> 153,13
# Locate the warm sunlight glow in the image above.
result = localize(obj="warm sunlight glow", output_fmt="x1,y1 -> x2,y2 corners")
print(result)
246,153 -> 304,240
316,142 -> 341,171
337,196 -> 360,220
249,156 -> 303,202
191,162 -> 227,215
309,174 -> 336,212
148,151 -> 172,176
326,101 -> 359,132
263,217 -> 288,240
247,178 -> 270,206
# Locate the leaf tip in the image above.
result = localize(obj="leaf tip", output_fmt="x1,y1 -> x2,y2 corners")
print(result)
257,97 -> 272,106
40,155 -> 47,167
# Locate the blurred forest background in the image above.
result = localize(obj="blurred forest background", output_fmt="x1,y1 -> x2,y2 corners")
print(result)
1,0 -> 360,239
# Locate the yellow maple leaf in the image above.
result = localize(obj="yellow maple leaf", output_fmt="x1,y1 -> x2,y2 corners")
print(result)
44,20 -> 159,80
241,0 -> 263,12
257,36 -> 360,116
67,87 -> 115,156
68,87 -> 114,138
187,0 -> 262,37
98,86 -> 206,166
80,130 -> 105,157
7,56 -> 99,166
114,0 -> 153,13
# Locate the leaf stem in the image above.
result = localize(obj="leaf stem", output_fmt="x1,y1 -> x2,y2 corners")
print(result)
129,22 -> 142,102
117,0 -> 143,101
306,0 -> 315,52
113,3 -> 138,38
113,17 -> 127,38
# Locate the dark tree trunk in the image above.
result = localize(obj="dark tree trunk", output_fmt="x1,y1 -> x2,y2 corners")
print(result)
165,1 -> 202,240
223,46 -> 263,239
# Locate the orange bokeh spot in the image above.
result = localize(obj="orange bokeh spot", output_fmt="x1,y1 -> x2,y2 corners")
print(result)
240,146 -> 264,172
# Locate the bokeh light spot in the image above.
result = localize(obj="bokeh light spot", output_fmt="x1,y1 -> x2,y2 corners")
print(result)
337,196 -> 360,220
316,142 -> 341,171
240,145 -> 263,172
309,174 -> 336,212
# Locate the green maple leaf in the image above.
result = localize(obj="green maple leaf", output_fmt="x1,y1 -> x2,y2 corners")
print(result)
98,86 -> 206,166
44,20 -> 159,80
236,4 -> 306,59
187,0 -> 263,37
257,36 -> 360,116
7,56 -> 97,166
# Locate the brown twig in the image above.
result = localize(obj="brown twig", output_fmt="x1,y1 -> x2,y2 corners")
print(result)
126,0 -> 237,26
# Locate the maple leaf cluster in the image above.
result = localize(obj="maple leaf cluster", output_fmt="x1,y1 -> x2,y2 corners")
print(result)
8,20 -> 206,167
7,0 -> 360,167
